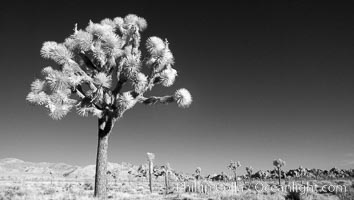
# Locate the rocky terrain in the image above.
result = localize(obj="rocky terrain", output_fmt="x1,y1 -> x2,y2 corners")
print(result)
0,158 -> 139,181
1,158 -> 353,200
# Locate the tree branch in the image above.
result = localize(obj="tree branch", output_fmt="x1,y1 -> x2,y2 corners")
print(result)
139,95 -> 174,105
78,52 -> 100,72
142,61 -> 161,93
74,85 -> 103,110
76,85 -> 86,95
112,72 -> 127,95
73,87 -> 86,99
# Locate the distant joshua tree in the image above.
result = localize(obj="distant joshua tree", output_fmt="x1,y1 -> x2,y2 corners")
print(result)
245,166 -> 253,184
147,152 -> 155,193
273,158 -> 286,186
195,167 -> 202,180
298,165 -> 305,183
26,14 -> 192,199
49,171 -> 53,185
313,168 -> 321,180
227,160 -> 241,186
163,163 -> 171,195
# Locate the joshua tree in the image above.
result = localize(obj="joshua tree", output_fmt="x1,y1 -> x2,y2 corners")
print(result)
49,171 -> 54,185
245,166 -> 253,184
273,158 -> 286,186
298,165 -> 305,183
195,167 -> 202,180
109,169 -> 119,186
147,152 -> 155,193
313,168 -> 321,180
26,14 -> 192,199
227,160 -> 241,186
163,163 -> 171,195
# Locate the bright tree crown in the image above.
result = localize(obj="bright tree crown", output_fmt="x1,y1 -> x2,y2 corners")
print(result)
273,158 -> 286,168
246,166 -> 253,174
228,160 -> 241,171
27,14 -> 192,120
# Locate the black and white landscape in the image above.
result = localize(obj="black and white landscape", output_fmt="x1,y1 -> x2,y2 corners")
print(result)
0,1 -> 354,200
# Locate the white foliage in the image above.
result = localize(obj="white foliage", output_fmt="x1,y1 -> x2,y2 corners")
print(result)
30,79 -> 46,93
26,91 -> 48,105
94,72 -> 112,88
65,30 -> 93,51
41,42 -> 73,65
174,88 -> 192,108
160,67 -> 177,87
41,66 -> 54,76
45,91 -> 76,120
125,54 -> 141,69
50,90 -> 75,105
100,18 -> 116,29
158,47 -> 174,67
100,33 -> 121,56
113,17 -> 124,27
117,92 -> 136,110
147,152 -> 155,161
91,45 -> 107,67
124,14 -> 148,31
28,15 -> 192,122
136,17 -> 147,31
124,14 -> 139,24
147,39 -> 174,72
86,21 -> 114,38
45,70 -> 69,91
146,36 -> 165,56
133,72 -> 147,93
124,54 -> 141,78
67,74 -> 83,87
48,104 -> 73,120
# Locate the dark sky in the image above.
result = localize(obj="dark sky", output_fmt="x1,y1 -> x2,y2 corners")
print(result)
0,1 -> 353,174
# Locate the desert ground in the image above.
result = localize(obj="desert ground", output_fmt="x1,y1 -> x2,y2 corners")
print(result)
1,177 -> 353,200
0,158 -> 353,200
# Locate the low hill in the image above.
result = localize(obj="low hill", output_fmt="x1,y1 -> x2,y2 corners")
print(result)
0,158 -> 141,181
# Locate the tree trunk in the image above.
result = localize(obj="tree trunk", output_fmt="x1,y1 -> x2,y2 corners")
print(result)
148,161 -> 153,193
94,116 -> 114,199
165,170 -> 169,195
278,168 -> 281,186
234,171 -> 237,187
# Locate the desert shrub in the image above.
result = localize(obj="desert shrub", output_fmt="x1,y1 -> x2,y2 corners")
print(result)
1,186 -> 26,200
336,191 -> 354,200
2,189 -> 16,200
42,187 -> 57,195
172,193 -> 202,200
334,180 -> 352,187
336,182 -> 354,200
219,191 -> 262,200
285,189 -> 301,200
83,182 -> 94,190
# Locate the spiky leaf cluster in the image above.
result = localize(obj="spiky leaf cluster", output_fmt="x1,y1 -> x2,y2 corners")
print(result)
195,167 -> 201,174
228,160 -> 241,171
27,14 -> 192,120
147,152 -> 155,162
273,158 -> 286,168
246,166 -> 253,174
